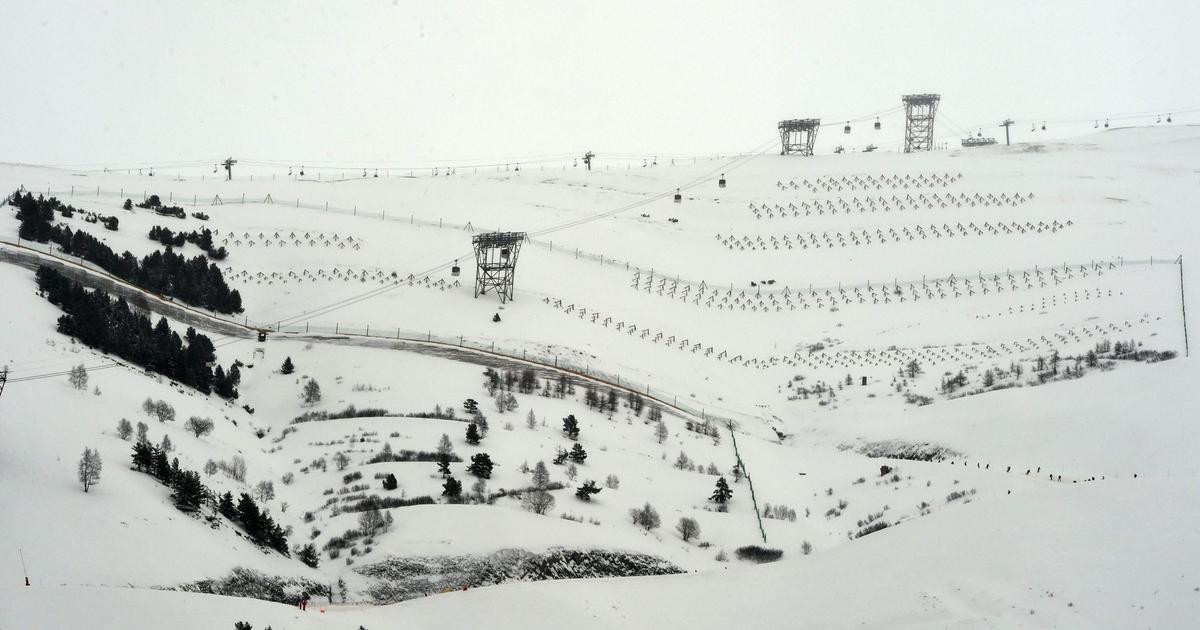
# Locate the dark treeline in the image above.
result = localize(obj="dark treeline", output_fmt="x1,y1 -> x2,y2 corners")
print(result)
11,191 -> 242,314
36,266 -> 240,398
130,442 -> 289,555
149,225 -> 228,260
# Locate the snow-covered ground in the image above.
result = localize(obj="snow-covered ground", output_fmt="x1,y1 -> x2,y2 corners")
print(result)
2,125 -> 1198,628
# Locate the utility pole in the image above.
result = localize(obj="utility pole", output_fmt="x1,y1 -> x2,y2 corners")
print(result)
0,366 -> 7,398
222,157 -> 237,181
999,119 -> 1014,146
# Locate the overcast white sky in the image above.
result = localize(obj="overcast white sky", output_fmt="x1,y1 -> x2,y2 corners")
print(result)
3,0 -> 1199,166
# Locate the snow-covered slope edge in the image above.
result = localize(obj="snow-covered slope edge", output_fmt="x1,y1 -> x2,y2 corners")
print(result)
4,478 -> 1196,629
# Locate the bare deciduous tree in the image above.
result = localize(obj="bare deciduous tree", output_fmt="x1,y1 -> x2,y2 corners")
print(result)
521,489 -> 556,515
676,516 -> 701,542
78,447 -> 102,492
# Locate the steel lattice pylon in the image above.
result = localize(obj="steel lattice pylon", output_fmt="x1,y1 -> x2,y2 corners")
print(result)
902,94 -> 940,153
778,119 -> 821,156
472,232 -> 526,303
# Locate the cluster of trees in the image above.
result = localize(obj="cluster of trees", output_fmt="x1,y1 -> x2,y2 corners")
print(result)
135,194 -> 186,218
552,442 -> 587,466
583,384 -> 621,413
37,267 -> 240,398
217,491 -> 290,555
484,367 -> 577,399
13,191 -> 242,313
148,225 -> 228,260
130,441 -> 210,513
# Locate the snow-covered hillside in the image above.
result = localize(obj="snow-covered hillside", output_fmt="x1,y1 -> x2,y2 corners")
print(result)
2,125 -> 1198,628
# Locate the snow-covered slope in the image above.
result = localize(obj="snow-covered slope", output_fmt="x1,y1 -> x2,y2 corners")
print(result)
2,125 -> 1198,628
5,478 -> 1198,629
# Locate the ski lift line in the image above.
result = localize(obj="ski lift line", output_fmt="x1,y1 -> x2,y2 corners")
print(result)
236,155 -> 579,171
238,152 -> 580,166
1022,105 -> 1200,125
935,111 -> 975,139
945,106 -> 1200,134
4,335 -> 250,386
20,158 -> 226,169
527,137 -> 777,239
267,138 -> 777,328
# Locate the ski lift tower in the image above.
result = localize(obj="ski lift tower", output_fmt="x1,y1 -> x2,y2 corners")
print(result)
472,232 -> 527,303
778,119 -> 820,155
222,157 -> 237,181
902,94 -> 940,153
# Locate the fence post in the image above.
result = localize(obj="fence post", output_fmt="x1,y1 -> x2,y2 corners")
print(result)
1180,256 -> 1190,357
335,323 -> 339,334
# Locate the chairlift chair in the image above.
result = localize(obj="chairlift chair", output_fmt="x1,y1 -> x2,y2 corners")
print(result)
718,173 -> 726,188
451,260 -> 461,276
874,117 -> 881,130
843,121 -> 851,134
674,188 -> 682,203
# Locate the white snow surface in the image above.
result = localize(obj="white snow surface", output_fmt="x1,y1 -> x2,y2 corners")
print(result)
2,126 -> 1199,628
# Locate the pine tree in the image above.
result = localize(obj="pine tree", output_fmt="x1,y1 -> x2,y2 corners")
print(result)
218,491 -> 237,520
172,470 -> 205,511
382,473 -> 398,491
236,493 -> 263,539
568,442 -> 588,464
655,420 -> 669,444
562,414 -> 580,439
575,479 -> 601,501
463,398 -> 479,414
466,453 -> 494,479
280,357 -> 294,375
437,453 -> 452,478
465,423 -> 482,445
526,409 -> 537,430
710,476 -> 733,504
131,441 -> 153,472
297,543 -> 320,568
442,476 -> 462,498
116,418 -> 133,440
77,447 -> 102,492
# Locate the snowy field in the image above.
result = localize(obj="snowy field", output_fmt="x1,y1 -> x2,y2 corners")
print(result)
2,125 -> 1199,628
